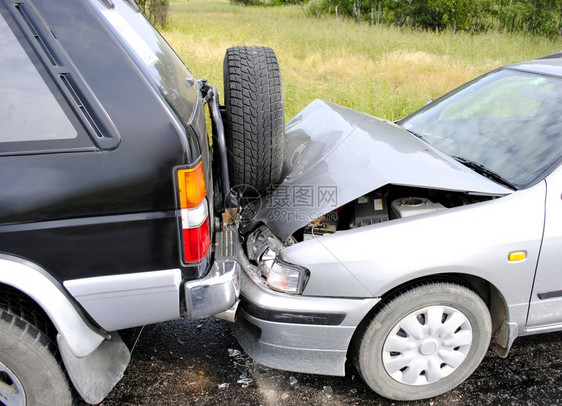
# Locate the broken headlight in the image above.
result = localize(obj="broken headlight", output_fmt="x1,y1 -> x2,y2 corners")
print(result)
257,247 -> 309,294
246,226 -> 309,294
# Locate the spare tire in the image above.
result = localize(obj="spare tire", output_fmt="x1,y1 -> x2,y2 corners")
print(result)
223,46 -> 285,196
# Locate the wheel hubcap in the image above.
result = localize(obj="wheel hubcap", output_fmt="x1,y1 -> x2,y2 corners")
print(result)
419,339 -> 438,355
0,362 -> 26,406
382,305 -> 473,386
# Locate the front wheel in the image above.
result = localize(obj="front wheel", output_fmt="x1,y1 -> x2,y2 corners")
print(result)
354,282 -> 491,401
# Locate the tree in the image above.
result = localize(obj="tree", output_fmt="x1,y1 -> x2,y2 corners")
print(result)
135,0 -> 170,28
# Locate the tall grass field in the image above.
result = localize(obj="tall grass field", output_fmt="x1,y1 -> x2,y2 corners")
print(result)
162,0 -> 561,121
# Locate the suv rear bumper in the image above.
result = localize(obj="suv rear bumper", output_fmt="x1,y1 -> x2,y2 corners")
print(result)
184,223 -> 241,319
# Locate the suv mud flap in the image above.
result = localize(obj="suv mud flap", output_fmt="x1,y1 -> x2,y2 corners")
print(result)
184,223 -> 241,319
58,332 -> 130,405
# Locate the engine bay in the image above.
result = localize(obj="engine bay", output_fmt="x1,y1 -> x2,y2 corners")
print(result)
297,185 -> 494,242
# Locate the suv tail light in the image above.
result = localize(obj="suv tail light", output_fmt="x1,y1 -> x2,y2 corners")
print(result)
176,162 -> 210,262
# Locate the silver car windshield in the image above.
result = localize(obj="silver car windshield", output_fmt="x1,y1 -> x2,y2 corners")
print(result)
401,69 -> 562,189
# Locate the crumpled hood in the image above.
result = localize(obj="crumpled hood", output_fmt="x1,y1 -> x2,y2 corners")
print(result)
246,99 -> 512,240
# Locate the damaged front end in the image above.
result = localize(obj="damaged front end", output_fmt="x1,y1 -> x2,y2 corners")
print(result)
231,99 -> 525,377
245,226 -> 309,294
239,99 -> 511,297
244,99 -> 510,242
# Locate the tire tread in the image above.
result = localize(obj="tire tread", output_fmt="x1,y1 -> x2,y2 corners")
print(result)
223,46 -> 284,194
0,286 -> 73,405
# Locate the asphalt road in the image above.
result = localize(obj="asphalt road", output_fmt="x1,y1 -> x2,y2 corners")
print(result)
91,317 -> 561,406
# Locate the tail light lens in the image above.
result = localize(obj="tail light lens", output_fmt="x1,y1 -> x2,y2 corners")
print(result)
177,162 -> 206,209
177,161 -> 210,263
182,217 -> 210,263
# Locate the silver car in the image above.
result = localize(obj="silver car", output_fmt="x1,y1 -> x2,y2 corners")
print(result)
231,54 -> 562,400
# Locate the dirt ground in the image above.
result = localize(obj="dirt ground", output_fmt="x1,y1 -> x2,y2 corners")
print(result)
79,317 -> 562,406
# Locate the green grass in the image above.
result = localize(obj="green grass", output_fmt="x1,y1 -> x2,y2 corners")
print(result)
162,0 -> 561,121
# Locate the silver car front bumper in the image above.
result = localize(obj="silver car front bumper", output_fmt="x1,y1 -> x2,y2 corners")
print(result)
232,268 -> 380,376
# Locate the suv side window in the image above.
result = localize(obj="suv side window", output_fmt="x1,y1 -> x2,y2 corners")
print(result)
0,5 -> 111,155
0,15 -> 77,143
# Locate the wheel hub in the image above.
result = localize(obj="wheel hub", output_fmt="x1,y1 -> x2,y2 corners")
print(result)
419,339 -> 438,355
381,305 -> 473,386
0,361 -> 26,406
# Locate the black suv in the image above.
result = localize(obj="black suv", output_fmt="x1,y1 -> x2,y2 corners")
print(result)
0,0 -> 284,404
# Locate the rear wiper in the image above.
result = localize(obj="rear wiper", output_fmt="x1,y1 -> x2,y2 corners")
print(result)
453,156 -> 516,190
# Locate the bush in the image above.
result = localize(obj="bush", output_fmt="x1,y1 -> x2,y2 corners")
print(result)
271,0 -> 561,37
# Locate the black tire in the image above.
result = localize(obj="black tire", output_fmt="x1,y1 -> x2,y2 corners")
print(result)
223,46 -> 284,196
354,282 -> 491,401
0,296 -> 72,406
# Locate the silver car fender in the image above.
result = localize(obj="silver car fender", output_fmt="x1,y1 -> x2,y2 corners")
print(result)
281,180 -> 546,333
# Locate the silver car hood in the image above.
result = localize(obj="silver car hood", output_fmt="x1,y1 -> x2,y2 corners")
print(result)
246,99 -> 512,240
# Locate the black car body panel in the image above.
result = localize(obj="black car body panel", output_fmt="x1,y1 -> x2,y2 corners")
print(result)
0,0 -> 248,403
0,0 -> 208,280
